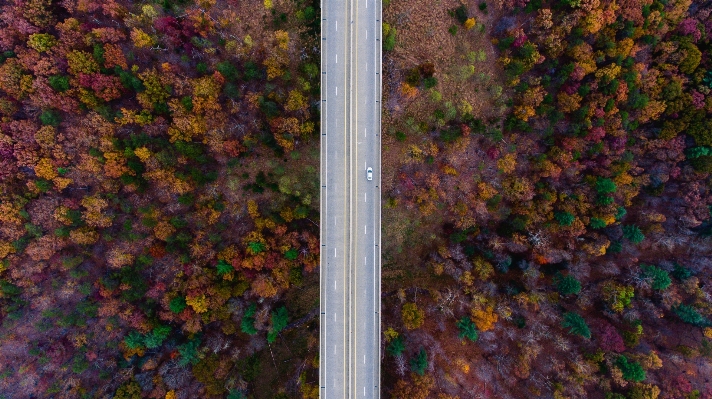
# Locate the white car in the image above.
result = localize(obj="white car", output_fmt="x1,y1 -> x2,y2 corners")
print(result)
367,167 -> 373,181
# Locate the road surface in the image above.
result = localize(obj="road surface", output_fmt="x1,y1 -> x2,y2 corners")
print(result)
319,0 -> 382,396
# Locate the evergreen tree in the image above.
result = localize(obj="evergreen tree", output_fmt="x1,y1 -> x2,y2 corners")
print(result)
216,259 -> 233,275
267,306 -> 289,343
561,312 -> 591,339
673,304 -> 711,327
615,355 -> 646,382
410,347 -> 428,375
554,273 -> 582,296
622,225 -> 645,244
456,317 -> 479,342
555,211 -> 575,226
241,303 -> 258,335
639,264 -> 671,291
387,336 -> 405,356
177,339 -> 201,366
169,296 -> 187,313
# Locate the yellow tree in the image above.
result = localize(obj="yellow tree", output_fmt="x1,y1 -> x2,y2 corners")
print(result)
401,302 -> 424,330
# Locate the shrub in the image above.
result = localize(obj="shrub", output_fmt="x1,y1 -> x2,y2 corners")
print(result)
454,5 -> 469,24
561,312 -> 591,339
383,23 -> 396,51
554,273 -> 581,296
410,347 -> 428,375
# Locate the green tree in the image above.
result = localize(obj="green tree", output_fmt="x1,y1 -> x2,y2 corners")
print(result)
124,330 -> 144,349
169,296 -> 187,313
284,248 -> 298,260
639,264 -> 671,291
267,306 -> 289,343
672,263 -> 693,281
216,259 -> 233,275
623,225 -> 645,244
177,339 -> 201,366
143,325 -> 171,349
673,304 -> 711,327
48,75 -> 70,92
615,355 -> 646,382
590,217 -> 607,229
410,347 -> 428,375
40,109 -> 61,126
561,312 -> 591,339
595,178 -> 617,194
456,317 -> 479,342
248,241 -> 266,254
241,303 -> 258,335
554,273 -> 581,296
387,336 -> 405,356
216,61 -> 239,82
555,211 -> 575,226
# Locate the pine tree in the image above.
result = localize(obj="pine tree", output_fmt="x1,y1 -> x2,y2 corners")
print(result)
554,273 -> 581,296
410,347 -> 428,375
169,296 -> 187,313
561,312 -> 591,339
615,355 -> 646,382
555,211 -> 575,226
267,306 -> 289,343
387,336 -> 405,356
639,264 -> 671,291
622,225 -> 645,244
177,339 -> 201,366
456,317 -> 479,342
673,304 -> 711,327
241,303 -> 258,335
216,259 -> 233,275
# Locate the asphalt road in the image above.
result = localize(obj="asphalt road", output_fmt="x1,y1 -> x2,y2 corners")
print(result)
319,0 -> 382,396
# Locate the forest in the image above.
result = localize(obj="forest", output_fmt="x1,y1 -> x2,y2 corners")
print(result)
0,0 -> 321,397
1,0 -> 712,397
380,0 -> 712,397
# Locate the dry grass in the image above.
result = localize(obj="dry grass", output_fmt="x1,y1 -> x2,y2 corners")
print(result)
383,0 -> 505,123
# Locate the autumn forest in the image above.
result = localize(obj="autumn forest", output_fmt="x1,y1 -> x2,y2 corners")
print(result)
0,0 -> 711,397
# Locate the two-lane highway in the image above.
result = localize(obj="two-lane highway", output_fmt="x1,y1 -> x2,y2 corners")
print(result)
320,0 -> 382,397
